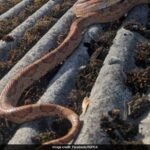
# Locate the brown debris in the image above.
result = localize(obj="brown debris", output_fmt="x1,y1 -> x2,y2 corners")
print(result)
108,109 -> 120,119
135,42 -> 150,68
1,35 -> 14,42
31,130 -> 58,144
127,94 -> 150,119
0,0 -> 21,15
123,21 -> 150,39
0,119 -> 18,144
31,117 -> 71,144
0,0 -> 49,40
126,67 -> 150,95
101,109 -> 139,144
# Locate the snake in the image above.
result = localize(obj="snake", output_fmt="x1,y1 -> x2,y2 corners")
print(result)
0,0 -> 149,145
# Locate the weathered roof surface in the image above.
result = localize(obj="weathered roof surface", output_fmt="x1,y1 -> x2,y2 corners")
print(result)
0,0 -> 149,145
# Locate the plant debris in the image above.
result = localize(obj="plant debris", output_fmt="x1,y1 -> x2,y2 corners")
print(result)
0,119 -> 18,144
101,109 -> 139,144
135,42 -> 150,68
1,35 -> 14,42
0,0 -> 21,15
31,116 -> 71,144
127,94 -> 150,119
126,67 -> 150,95
0,0 -> 49,39
123,21 -> 150,39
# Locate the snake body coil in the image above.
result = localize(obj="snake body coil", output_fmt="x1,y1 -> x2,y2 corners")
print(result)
0,0 -> 149,145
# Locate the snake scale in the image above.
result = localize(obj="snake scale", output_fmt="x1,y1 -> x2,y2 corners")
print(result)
0,0 -> 149,145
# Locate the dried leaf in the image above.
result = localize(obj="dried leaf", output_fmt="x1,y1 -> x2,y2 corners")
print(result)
81,97 -> 90,115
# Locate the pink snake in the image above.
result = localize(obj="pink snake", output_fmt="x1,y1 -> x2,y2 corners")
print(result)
0,0 -> 149,145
